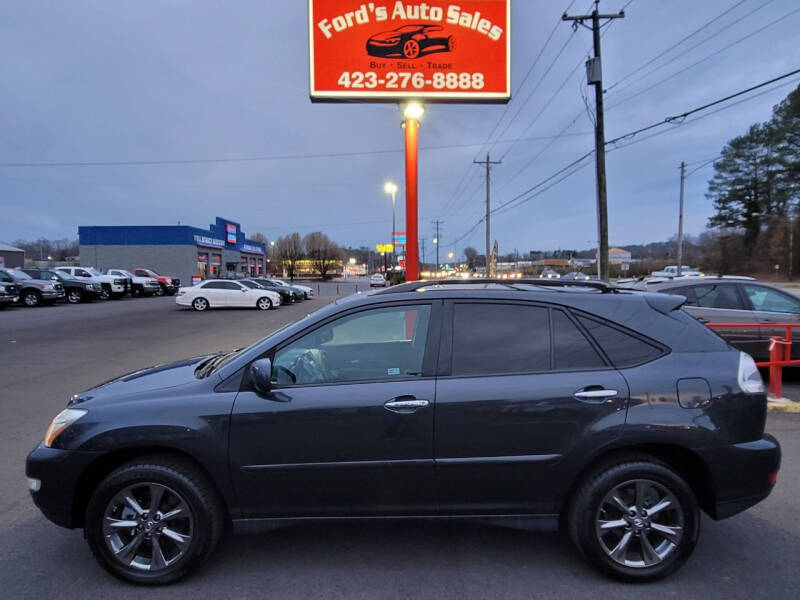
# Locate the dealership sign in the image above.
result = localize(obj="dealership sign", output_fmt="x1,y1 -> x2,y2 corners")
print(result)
309,0 -> 510,102
194,234 -> 225,249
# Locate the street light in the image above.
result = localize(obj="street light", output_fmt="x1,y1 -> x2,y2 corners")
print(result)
384,181 -> 398,271
403,102 -> 425,121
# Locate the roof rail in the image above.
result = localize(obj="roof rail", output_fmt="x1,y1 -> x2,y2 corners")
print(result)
374,278 -> 615,295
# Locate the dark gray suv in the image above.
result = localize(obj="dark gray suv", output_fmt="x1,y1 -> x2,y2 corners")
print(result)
26,280 -> 780,585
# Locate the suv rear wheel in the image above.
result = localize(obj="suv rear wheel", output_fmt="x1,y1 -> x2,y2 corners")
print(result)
566,454 -> 700,582
85,455 -> 224,585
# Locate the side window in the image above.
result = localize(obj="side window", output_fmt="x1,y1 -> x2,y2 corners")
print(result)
692,284 -> 744,310
202,282 -> 224,289
743,285 -> 800,314
662,286 -> 697,306
222,282 -> 243,290
552,310 -> 605,370
577,315 -> 663,368
272,305 -> 431,385
75,269 -> 90,277
452,303 -> 549,376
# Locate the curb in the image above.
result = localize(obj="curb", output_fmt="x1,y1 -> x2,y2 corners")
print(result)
768,398 -> 800,413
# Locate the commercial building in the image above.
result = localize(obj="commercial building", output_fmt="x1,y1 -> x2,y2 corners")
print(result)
79,217 -> 266,286
609,247 -> 632,264
0,242 -> 25,268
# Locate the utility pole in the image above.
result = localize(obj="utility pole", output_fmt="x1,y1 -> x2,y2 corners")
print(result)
474,153 -> 501,277
677,161 -> 686,277
432,220 -> 443,272
563,1 -> 625,281
420,238 -> 427,272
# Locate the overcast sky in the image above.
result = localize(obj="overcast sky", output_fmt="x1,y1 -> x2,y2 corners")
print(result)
1,0 -> 799,257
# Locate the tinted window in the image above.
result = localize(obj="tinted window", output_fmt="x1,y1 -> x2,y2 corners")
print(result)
692,283 -> 744,310
221,281 -> 243,290
240,281 -> 258,288
577,316 -> 663,368
553,310 -> 605,370
75,269 -> 91,277
662,286 -> 697,306
743,284 -> 800,314
202,282 -> 226,289
273,305 -> 431,385
452,303 -> 549,376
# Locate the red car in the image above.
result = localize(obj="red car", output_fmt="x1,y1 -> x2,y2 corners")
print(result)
131,268 -> 181,296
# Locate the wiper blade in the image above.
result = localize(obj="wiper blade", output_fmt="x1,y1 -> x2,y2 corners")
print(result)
194,352 -> 228,378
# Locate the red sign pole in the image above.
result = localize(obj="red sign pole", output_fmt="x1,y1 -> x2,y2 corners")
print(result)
404,116 -> 419,282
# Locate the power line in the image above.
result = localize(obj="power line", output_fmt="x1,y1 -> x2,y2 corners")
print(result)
607,3 -> 799,112
604,0 -> 751,94
0,132 -> 593,169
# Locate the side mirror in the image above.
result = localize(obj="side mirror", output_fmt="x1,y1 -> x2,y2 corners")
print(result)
249,358 -> 272,394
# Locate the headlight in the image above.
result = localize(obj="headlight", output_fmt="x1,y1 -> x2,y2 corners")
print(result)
43,408 -> 87,447
44,284 -> 55,290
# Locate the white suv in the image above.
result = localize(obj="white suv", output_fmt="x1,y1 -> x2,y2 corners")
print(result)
56,267 -> 128,300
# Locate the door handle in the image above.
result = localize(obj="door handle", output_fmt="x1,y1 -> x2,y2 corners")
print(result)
574,388 -> 618,402
384,397 -> 429,413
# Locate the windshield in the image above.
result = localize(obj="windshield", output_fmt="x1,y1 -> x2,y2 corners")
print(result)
48,271 -> 73,280
0,270 -> 17,282
87,268 -> 102,276
10,269 -> 32,280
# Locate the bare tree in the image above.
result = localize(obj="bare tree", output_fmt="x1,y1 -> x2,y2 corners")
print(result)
275,232 -> 303,280
304,231 -> 342,280
463,246 -> 478,269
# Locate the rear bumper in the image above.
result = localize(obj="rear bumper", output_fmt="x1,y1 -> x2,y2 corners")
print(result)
26,444 -> 103,529
697,434 -> 781,520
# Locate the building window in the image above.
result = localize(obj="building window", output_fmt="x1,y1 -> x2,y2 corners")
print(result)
197,252 -> 209,279
210,253 -> 221,277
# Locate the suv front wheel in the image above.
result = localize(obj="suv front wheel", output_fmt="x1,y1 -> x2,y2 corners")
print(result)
567,454 -> 700,582
85,455 -> 224,585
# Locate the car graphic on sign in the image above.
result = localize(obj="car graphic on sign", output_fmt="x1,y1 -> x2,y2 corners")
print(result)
366,24 -> 455,59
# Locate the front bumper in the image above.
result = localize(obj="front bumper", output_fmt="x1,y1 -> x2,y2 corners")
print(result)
26,444 -> 103,529
697,434 -> 781,520
41,290 -> 66,300
0,295 -> 17,305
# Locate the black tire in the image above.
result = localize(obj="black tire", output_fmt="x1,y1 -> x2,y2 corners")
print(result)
256,296 -> 272,311
156,285 -> 165,297
192,297 -> 209,311
66,289 -> 83,304
84,454 -> 225,585
131,286 -> 142,298
566,453 -> 700,582
99,286 -> 111,301
21,290 -> 41,307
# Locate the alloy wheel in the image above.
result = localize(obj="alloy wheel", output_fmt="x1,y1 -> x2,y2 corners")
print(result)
67,290 -> 82,303
102,482 -> 194,572
258,297 -> 272,310
595,478 -> 684,568
192,298 -> 208,311
24,293 -> 40,307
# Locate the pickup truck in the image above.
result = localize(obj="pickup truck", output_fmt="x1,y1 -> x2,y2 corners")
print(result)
55,267 -> 128,300
0,267 -> 65,307
131,268 -> 180,296
0,276 -> 20,309
650,265 -> 704,278
22,268 -> 102,304
106,269 -> 161,297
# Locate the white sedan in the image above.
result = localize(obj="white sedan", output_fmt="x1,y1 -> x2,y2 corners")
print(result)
176,279 -> 281,311
369,273 -> 388,287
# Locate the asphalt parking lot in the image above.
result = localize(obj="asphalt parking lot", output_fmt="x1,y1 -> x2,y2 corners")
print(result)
1,291 -> 798,599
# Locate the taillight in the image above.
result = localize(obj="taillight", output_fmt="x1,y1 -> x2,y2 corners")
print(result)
768,472 -> 779,485
738,352 -> 765,394
177,290 -> 185,296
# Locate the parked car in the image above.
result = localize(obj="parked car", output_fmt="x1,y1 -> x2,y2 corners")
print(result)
26,279 -> 779,584
247,278 -> 303,303
562,271 -> 590,281
106,269 -> 161,297
272,278 -> 313,299
132,269 -> 180,296
644,277 -> 800,362
175,279 -> 281,311
538,269 -> 560,279
22,268 -> 102,304
56,267 -> 128,300
0,267 -> 65,307
370,273 -> 388,287
0,277 -> 20,309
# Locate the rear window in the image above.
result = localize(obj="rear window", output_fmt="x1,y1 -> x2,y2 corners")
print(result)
576,315 -> 663,368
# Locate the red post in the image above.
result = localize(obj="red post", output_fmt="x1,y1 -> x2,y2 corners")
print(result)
769,336 -> 782,398
405,118 -> 419,281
